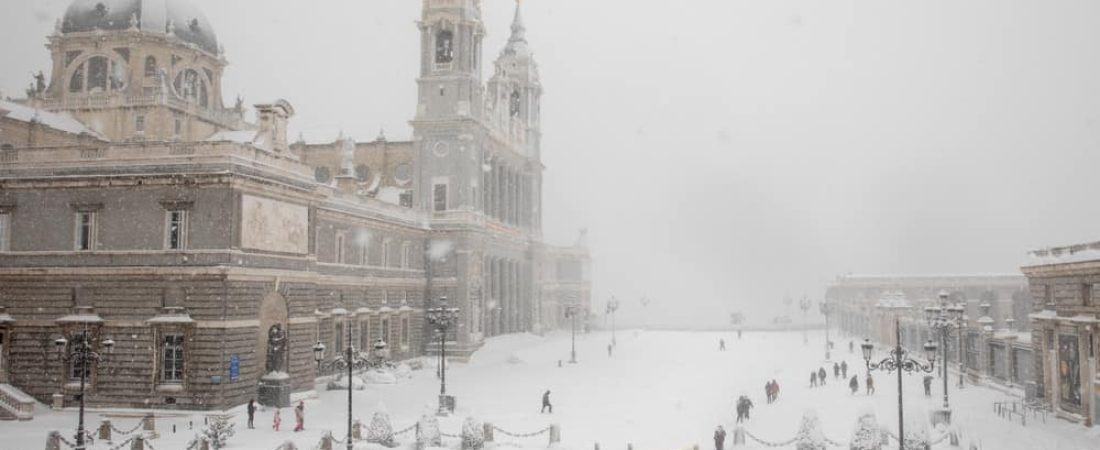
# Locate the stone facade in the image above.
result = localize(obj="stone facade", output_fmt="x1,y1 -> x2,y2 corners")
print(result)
1021,242 -> 1100,427
0,0 -> 590,410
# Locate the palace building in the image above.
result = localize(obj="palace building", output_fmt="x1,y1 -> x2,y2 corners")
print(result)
0,0 -> 590,413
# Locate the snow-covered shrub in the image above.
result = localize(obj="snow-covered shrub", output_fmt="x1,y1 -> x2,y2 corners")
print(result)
461,417 -> 485,450
415,411 -> 442,449
795,410 -> 827,450
394,363 -> 413,379
189,415 -> 234,450
366,407 -> 397,447
326,374 -> 367,390
849,411 -> 884,450
901,411 -> 931,450
364,369 -> 399,384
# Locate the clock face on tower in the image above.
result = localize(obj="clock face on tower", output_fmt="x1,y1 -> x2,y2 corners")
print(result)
433,141 -> 451,158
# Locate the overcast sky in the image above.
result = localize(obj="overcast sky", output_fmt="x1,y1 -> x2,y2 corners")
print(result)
5,0 -> 1100,327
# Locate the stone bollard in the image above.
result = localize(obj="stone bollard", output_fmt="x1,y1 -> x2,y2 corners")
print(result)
143,413 -> 156,433
318,433 -> 333,450
45,431 -> 61,450
130,436 -> 145,450
549,424 -> 561,444
950,430 -> 960,447
732,426 -> 746,446
99,420 -> 112,441
353,420 -> 363,440
51,393 -> 64,410
483,422 -> 494,442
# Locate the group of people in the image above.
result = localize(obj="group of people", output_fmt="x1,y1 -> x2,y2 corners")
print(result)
810,360 -> 852,388
847,373 -> 875,395
734,395 -> 754,423
245,399 -> 306,432
764,379 -> 780,403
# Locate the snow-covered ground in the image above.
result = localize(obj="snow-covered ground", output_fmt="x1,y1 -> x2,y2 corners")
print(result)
3,330 -> 1099,449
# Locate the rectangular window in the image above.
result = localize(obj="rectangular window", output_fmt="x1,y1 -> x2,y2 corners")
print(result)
400,243 -> 410,268
335,232 -> 346,264
381,318 -> 391,345
334,321 -> 345,353
433,183 -> 448,212
0,212 -> 10,252
166,210 -> 187,250
399,191 -> 413,208
75,212 -> 96,251
135,115 -> 146,133
1084,284 -> 1093,307
382,241 -> 391,267
401,316 -> 410,346
174,119 -> 182,137
161,334 -> 184,383
359,319 -> 371,350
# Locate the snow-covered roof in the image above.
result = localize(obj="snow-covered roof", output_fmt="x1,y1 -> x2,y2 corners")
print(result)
56,313 -> 104,323
205,129 -> 260,146
0,312 -> 14,323
1026,241 -> 1100,267
0,99 -> 104,139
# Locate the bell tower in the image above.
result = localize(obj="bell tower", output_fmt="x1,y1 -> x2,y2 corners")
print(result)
416,0 -> 485,120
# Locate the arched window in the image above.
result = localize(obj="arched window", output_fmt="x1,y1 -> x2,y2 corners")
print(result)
315,166 -> 332,183
68,56 -> 127,93
174,69 -> 209,107
510,90 -> 522,117
144,56 -> 157,77
435,30 -> 454,64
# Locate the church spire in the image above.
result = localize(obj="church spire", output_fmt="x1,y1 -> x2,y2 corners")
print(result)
509,0 -> 526,44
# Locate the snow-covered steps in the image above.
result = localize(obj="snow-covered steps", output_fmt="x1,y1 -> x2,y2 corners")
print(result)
0,383 -> 35,421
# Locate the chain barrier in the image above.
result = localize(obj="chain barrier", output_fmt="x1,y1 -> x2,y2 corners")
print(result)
491,425 -> 551,439
440,431 -> 461,438
742,430 -> 798,448
57,434 -> 78,450
111,421 -> 145,436
144,438 -> 160,450
883,430 -> 952,447
823,436 -> 848,447
107,437 -> 135,450
329,433 -> 346,445
393,423 -> 418,436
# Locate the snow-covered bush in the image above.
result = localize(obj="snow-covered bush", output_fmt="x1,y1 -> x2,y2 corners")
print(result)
188,415 -> 234,450
415,410 -> 442,449
366,407 -> 397,447
849,411 -> 884,450
364,369 -> 399,384
795,410 -> 827,450
461,417 -> 485,450
901,427 -> 930,450
394,363 -> 413,379
326,373 -> 367,390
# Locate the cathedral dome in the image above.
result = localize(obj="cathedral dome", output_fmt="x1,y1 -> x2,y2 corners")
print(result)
61,0 -> 219,54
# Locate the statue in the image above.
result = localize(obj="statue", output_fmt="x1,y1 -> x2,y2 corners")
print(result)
234,95 -> 244,113
35,71 -> 46,94
266,324 -> 287,373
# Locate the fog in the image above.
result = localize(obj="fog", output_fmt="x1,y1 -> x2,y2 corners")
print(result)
5,0 -> 1100,328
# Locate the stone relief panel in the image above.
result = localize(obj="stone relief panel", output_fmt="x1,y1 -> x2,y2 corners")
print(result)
241,195 -> 308,254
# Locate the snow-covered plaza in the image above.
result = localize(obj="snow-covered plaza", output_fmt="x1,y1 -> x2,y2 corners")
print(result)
4,330 -> 1099,450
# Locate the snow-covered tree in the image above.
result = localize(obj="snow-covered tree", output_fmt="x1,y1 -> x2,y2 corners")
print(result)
901,427 -> 930,450
461,417 -> 485,450
849,411 -> 884,450
366,409 -> 396,447
197,415 -> 235,450
794,411 -> 827,450
416,410 -> 442,449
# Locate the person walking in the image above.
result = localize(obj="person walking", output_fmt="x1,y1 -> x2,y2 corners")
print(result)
849,341 -> 854,353
246,399 -> 256,429
833,362 -> 840,380
810,371 -> 818,387
714,425 -> 727,450
764,381 -> 772,403
740,396 -> 755,420
541,390 -> 553,413
818,367 -> 827,385
771,379 -> 780,401
719,339 -> 726,351
293,401 -> 305,432
841,361 -> 848,379
923,375 -> 933,397
848,375 -> 859,395
866,374 -> 875,395
608,344 -> 613,357
272,408 -> 282,431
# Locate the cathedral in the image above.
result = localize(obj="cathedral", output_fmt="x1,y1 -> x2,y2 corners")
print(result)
0,0 -> 590,412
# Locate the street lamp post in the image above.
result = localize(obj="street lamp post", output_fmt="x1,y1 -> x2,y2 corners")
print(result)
564,303 -> 582,363
924,291 -> 965,424
861,318 -> 938,450
426,297 -> 460,415
819,300 -> 833,360
606,297 -> 619,347
312,321 -> 375,450
55,325 -> 115,450
799,296 -> 811,344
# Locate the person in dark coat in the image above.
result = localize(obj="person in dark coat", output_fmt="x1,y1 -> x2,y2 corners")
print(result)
818,367 -> 827,385
866,374 -> 875,395
923,375 -> 933,397
714,425 -> 727,450
246,399 -> 256,429
841,361 -> 848,379
719,339 -> 726,351
810,371 -> 818,387
833,362 -> 840,379
740,396 -> 754,420
764,381 -> 772,403
771,379 -> 779,401
541,390 -> 553,413
849,375 -> 859,395
849,341 -> 855,353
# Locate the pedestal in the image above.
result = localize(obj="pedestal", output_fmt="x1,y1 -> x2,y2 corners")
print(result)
258,372 -> 291,408
437,395 -> 456,416
931,408 -> 952,427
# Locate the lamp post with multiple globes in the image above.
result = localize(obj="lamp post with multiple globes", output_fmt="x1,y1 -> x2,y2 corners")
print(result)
861,318 -> 938,450
55,325 -> 114,450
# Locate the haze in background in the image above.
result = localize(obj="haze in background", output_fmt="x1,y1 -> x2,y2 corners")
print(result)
4,0 -> 1100,328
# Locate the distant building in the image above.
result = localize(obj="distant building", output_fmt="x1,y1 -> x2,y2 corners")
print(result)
1022,242 -> 1100,427
827,274 -> 1034,391
0,0 -> 589,412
